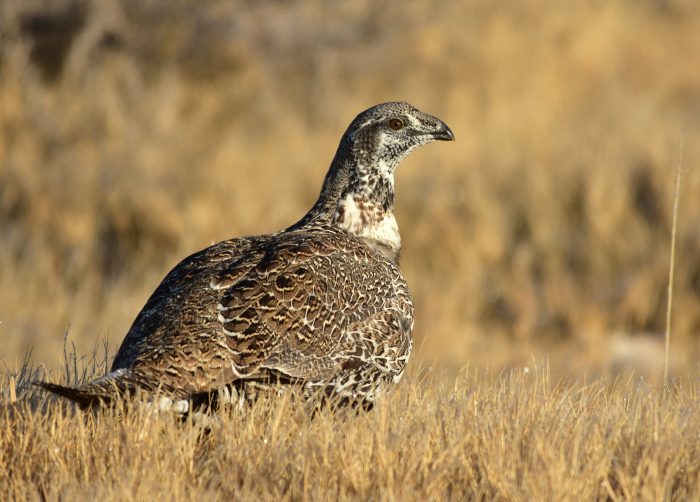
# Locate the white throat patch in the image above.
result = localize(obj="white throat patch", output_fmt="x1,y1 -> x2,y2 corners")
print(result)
334,193 -> 401,259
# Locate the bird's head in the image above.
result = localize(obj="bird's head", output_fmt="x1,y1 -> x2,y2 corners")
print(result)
296,102 -> 453,260
343,101 -> 454,171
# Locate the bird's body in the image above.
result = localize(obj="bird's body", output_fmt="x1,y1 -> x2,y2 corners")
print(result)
39,102 -> 453,408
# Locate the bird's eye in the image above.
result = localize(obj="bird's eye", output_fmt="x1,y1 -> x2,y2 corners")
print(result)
388,118 -> 404,131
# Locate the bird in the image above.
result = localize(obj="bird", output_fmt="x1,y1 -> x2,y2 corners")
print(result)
38,102 -> 454,410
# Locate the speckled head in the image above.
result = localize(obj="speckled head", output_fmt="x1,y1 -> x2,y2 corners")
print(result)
323,102 -> 454,260
344,101 -> 454,169
297,102 -> 453,248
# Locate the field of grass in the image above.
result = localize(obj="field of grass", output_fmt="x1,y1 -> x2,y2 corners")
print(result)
3,359 -> 700,500
1,0 -> 700,499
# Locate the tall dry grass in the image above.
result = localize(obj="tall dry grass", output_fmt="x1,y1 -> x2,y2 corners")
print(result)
2,354 -> 700,500
2,1 -> 700,498
1,0 -> 700,379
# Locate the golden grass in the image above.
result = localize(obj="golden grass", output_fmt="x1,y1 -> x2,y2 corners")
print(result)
2,0 -> 700,498
2,0 -> 700,377
663,136 -> 684,386
2,361 -> 700,500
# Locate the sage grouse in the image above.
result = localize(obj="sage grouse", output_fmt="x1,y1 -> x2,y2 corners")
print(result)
40,102 -> 454,409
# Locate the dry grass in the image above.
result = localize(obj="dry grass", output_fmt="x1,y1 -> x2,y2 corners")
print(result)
2,0 -> 700,499
2,0 -> 700,375
2,358 -> 700,500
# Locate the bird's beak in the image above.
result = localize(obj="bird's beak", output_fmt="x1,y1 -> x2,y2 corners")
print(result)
431,120 -> 455,141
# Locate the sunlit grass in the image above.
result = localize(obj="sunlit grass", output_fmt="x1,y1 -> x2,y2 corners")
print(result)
2,0 -> 699,376
2,358 -> 699,500
1,1 -> 700,498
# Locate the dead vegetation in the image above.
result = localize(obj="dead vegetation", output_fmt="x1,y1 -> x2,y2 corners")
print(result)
1,0 -> 700,498
2,356 -> 699,500
2,0 -> 700,373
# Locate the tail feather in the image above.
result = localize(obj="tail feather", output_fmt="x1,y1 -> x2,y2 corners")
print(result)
35,369 -> 140,408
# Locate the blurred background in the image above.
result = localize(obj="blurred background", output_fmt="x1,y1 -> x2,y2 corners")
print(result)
1,0 -> 699,384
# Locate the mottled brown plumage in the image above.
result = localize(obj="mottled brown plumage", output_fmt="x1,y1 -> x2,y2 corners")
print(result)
38,102 -> 454,408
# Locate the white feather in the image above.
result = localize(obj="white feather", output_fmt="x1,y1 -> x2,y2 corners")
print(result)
335,193 -> 401,256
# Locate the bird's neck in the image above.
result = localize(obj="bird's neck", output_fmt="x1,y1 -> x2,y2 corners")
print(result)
292,141 -> 353,228
292,145 -> 401,261
290,147 -> 401,262
333,190 -> 401,262
333,156 -> 400,260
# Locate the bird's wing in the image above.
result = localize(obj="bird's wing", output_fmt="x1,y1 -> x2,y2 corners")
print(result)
110,237 -> 262,384
265,309 -> 414,400
110,230 -> 410,397
213,230 -> 412,385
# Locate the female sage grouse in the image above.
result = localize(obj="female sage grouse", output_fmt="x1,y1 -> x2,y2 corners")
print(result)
40,102 -> 454,409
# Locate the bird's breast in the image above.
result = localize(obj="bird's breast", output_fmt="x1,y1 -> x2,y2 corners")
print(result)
333,193 -> 401,261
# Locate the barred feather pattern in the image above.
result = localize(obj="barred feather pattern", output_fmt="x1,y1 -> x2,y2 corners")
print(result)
110,226 -> 413,402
